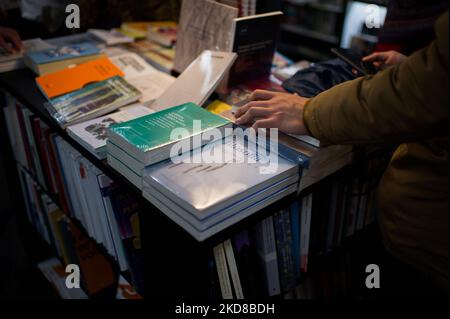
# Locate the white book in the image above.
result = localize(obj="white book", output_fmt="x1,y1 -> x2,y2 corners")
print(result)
67,104 -> 152,159
110,53 -> 176,104
223,239 -> 244,299
150,50 -> 237,111
142,174 -> 298,232
98,174 -> 129,272
142,180 -> 297,241
143,135 -> 298,219
213,243 -> 234,299
110,52 -> 164,79
253,216 -> 281,296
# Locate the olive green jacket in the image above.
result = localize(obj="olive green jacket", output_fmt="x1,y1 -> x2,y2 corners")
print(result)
304,12 -> 449,290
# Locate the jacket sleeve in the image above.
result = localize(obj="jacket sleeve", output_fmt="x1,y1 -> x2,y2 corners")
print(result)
303,11 -> 449,146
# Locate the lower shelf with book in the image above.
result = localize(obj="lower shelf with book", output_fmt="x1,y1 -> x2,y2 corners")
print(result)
204,156 -> 388,299
1,85 -> 391,299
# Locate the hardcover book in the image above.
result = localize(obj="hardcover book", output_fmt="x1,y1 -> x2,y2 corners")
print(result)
227,11 -> 283,87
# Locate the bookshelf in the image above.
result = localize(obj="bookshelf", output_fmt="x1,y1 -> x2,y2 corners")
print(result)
279,0 -> 348,61
278,0 -> 387,61
0,63 -> 390,299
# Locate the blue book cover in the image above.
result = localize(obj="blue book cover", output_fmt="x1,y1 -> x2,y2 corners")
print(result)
25,42 -> 100,64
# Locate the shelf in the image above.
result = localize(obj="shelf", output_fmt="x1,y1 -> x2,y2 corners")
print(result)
281,23 -> 340,44
0,69 -> 304,248
0,69 -> 141,197
286,0 -> 344,13
309,2 -> 343,13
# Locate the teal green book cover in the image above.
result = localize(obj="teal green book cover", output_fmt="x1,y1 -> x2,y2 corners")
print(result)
108,102 -> 231,152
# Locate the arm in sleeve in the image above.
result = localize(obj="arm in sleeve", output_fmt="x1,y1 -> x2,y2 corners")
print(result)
303,12 -> 449,146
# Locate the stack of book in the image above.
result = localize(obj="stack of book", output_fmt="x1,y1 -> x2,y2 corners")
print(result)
119,21 -> 178,73
34,56 -> 142,128
0,38 -> 53,73
106,102 -> 232,188
24,42 -> 103,75
141,135 -> 300,241
146,22 -> 177,48
4,95 -> 145,295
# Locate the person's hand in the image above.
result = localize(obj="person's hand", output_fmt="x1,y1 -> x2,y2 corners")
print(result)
234,90 -> 310,135
0,27 -> 22,53
362,50 -> 407,69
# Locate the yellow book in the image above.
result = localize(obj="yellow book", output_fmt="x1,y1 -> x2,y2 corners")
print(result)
119,21 -> 177,39
206,100 -> 232,115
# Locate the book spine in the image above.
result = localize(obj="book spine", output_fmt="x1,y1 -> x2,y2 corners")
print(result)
289,200 -> 301,282
31,117 -> 52,191
254,215 -> 280,296
213,243 -> 233,299
15,103 -> 35,172
300,194 -> 312,273
223,239 -> 244,299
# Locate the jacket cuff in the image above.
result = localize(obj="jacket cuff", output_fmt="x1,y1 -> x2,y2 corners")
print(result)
303,98 -> 331,145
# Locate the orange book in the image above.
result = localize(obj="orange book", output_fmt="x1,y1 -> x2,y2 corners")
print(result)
36,56 -> 124,99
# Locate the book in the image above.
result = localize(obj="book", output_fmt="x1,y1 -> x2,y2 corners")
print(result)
110,53 -> 175,104
213,243 -> 233,299
273,209 -> 296,292
107,102 -> 232,166
45,76 -> 141,128
143,135 -> 298,219
142,50 -> 174,74
24,42 -> 102,75
147,23 -> 177,47
141,135 -> 299,241
226,11 -> 283,88
0,38 -> 53,73
173,0 -> 239,73
223,239 -> 244,299
118,21 -> 176,40
88,29 -> 133,46
142,172 -> 298,239
36,56 -> 124,100
150,50 -> 237,111
300,194 -> 312,273
232,229 -> 264,298
38,257 -> 89,299
66,220 -> 117,296
67,104 -> 153,159
251,216 -> 281,296
116,275 -> 142,299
